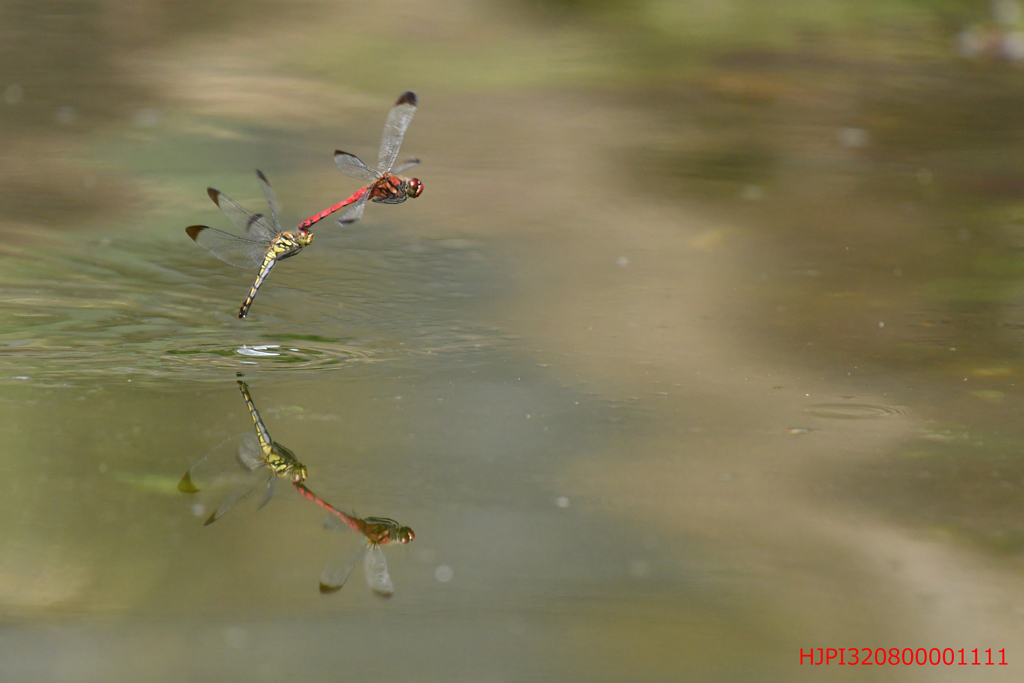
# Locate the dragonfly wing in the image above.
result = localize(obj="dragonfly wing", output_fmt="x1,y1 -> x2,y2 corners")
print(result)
179,433 -> 259,493
336,192 -> 368,226
207,188 -> 278,242
187,226 -> 265,268
204,470 -> 272,526
257,475 -> 277,510
334,151 -> 380,182
390,158 -> 421,175
320,541 -> 367,594
364,544 -> 394,597
255,170 -> 282,232
377,91 -> 417,174
236,432 -> 264,472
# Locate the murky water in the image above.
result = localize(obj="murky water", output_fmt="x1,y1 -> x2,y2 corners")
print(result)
3,1 -> 1024,681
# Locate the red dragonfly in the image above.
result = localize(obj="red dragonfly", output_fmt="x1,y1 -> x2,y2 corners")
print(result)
293,482 -> 414,597
297,91 -> 423,230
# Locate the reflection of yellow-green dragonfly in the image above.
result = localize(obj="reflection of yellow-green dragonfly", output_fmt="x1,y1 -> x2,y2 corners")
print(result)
179,381 -> 307,525
293,483 -> 414,597
186,170 -> 313,318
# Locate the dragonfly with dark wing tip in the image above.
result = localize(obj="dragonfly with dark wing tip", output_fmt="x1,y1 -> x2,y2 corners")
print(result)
297,91 -> 423,231
293,482 -> 414,597
187,170 -> 314,318
179,381 -> 308,526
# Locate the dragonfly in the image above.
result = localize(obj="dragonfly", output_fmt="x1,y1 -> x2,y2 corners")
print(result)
187,170 -> 314,318
179,381 -> 308,526
297,91 -> 423,231
293,482 -> 414,597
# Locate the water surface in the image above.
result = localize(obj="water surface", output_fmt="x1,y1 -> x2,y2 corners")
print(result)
2,1 -> 1024,681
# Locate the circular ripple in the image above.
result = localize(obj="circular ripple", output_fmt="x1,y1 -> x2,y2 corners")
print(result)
804,403 -> 908,419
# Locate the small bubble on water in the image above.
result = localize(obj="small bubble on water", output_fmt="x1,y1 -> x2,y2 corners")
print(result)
741,184 -> 764,201
223,626 -> 248,650
878,322 -> 884,328
54,105 -> 77,126
13,376 -> 29,380
435,565 -> 453,583
555,496 -> 570,508
837,127 -> 869,148
3,84 -> 23,105
615,256 -> 629,267
132,108 -> 161,128
629,560 -> 650,578
191,503 -> 207,517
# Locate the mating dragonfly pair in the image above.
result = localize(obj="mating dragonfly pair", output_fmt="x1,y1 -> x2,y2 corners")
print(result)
187,92 -> 424,318
178,381 -> 414,596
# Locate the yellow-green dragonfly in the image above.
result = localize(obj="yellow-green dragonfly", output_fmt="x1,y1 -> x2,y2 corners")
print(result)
187,170 -> 313,318
179,381 -> 307,525
293,482 -> 414,597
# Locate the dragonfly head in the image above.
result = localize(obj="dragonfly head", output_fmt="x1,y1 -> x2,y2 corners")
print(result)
291,463 -> 308,483
297,228 -> 314,247
395,526 -> 415,544
406,178 -> 423,199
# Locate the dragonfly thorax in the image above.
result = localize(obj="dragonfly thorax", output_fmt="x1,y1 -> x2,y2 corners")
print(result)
267,443 -> 307,482
363,517 -> 415,545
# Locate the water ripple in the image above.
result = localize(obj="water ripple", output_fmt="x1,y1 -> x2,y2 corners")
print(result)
804,403 -> 909,419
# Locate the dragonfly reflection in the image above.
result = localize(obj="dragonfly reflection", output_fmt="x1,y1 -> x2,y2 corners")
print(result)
179,381 -> 307,525
293,482 -> 414,597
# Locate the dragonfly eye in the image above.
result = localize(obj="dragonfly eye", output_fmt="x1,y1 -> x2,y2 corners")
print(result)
407,178 -> 423,198
292,465 -> 308,483
399,527 -> 415,543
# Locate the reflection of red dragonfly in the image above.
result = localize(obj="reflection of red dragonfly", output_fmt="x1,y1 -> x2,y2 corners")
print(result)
293,483 -> 414,597
297,91 -> 423,230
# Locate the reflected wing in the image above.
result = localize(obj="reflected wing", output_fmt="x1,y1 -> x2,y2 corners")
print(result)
207,188 -> 278,242
320,540 -> 367,594
236,432 -> 264,472
186,226 -> 265,268
257,475 -> 277,510
204,470 -> 273,525
364,544 -> 394,597
336,192 -> 368,226
377,91 -> 417,174
391,158 -> 421,175
334,151 -> 380,182
255,170 -> 281,232
179,433 -> 253,493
